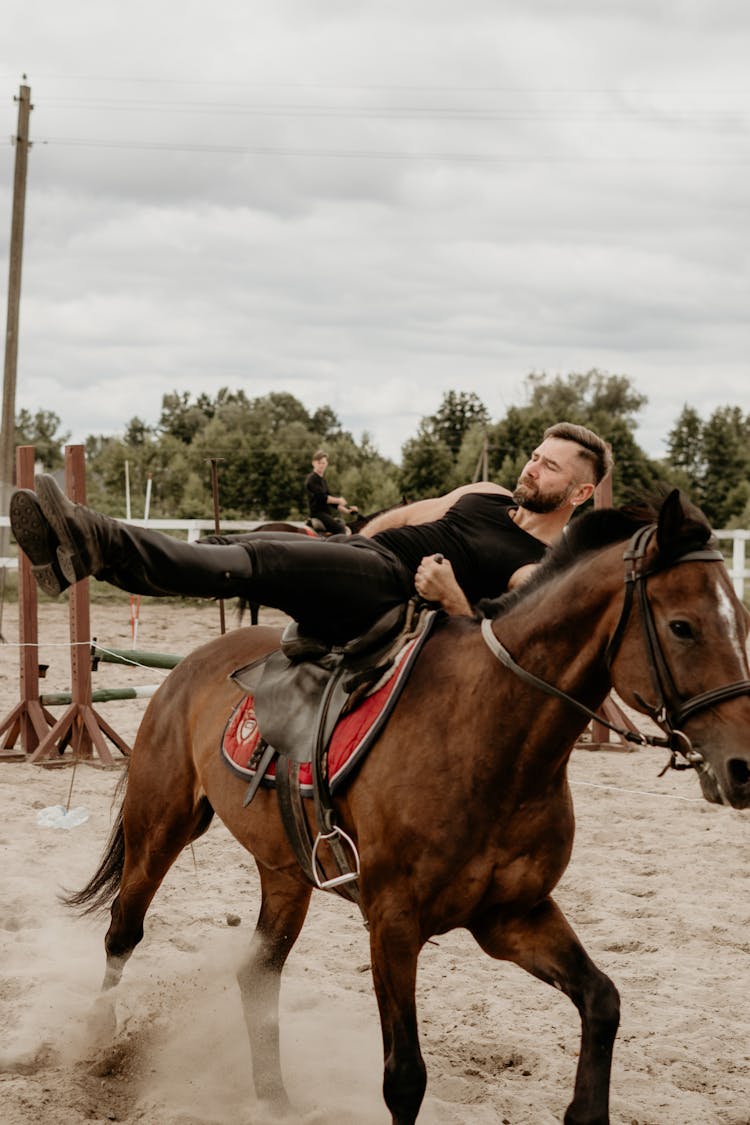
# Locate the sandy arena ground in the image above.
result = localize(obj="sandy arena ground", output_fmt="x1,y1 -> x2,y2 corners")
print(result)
0,598 -> 748,1124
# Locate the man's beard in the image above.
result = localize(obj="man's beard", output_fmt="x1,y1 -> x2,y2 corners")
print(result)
512,476 -> 574,514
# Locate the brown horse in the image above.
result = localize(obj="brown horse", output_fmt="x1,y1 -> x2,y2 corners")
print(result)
67,491 -> 750,1124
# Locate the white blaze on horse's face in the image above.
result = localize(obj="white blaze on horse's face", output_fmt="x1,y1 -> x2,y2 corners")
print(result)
715,580 -> 750,671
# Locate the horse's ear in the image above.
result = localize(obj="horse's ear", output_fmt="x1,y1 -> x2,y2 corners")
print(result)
656,488 -> 712,557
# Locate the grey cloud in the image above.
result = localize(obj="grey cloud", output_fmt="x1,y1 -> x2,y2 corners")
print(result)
1,1 -> 748,465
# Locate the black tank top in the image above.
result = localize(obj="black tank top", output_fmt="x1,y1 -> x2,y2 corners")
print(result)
372,492 -> 547,604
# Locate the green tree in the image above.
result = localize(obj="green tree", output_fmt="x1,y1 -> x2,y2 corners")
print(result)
664,404 -> 750,525
84,429 -> 157,516
700,406 -> 750,526
159,391 -> 214,444
15,408 -> 70,470
488,371 -> 657,503
665,406 -> 704,497
428,391 -> 490,457
454,424 -> 491,484
311,404 -> 345,441
124,417 -> 152,447
398,391 -> 491,499
90,387 -> 379,520
399,424 -> 455,499
334,432 -> 401,515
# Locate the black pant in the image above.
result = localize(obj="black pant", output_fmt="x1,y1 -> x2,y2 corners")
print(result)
310,510 -> 348,535
244,532 -> 412,642
99,525 -> 413,645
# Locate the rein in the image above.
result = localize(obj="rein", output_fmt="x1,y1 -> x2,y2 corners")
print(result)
481,524 -> 750,773
480,619 -> 658,749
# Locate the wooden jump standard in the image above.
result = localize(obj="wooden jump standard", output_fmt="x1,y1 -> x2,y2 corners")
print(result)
0,444 -> 182,764
0,444 -> 59,759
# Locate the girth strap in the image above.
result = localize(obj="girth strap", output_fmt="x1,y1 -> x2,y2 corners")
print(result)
275,757 -> 316,880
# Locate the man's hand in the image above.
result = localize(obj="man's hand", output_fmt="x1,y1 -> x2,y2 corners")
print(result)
413,554 -> 472,616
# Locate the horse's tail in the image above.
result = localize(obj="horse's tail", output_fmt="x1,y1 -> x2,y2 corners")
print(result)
61,769 -> 128,916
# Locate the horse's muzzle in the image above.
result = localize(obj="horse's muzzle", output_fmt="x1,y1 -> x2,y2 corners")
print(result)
697,755 -> 750,809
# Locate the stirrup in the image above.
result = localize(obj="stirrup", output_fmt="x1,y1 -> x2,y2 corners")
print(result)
311,826 -> 360,889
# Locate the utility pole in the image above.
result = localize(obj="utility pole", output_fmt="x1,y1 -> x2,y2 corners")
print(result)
472,433 -> 489,482
0,81 -> 33,555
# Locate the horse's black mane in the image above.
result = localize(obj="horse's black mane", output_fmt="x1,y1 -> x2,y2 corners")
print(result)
478,498 -> 663,622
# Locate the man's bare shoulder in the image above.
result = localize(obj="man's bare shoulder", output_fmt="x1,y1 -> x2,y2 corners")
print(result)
362,481 -> 512,536
449,482 -> 512,499
421,480 -> 513,519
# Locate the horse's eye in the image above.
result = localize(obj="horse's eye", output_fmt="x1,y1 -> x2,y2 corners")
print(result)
669,620 -> 694,640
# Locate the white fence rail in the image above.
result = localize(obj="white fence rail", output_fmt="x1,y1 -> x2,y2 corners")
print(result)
716,530 -> 750,600
1,518 -> 749,600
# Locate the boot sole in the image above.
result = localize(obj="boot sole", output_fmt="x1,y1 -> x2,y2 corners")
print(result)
9,491 -> 69,597
35,476 -> 90,586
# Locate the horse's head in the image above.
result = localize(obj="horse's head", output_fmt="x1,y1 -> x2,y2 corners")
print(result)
609,490 -> 750,809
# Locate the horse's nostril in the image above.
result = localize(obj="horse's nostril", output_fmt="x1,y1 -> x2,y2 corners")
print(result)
728,758 -> 750,787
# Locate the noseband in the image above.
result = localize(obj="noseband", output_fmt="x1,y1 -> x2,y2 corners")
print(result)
481,523 -> 750,772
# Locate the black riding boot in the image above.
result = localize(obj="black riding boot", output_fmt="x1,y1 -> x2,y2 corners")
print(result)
33,474 -> 254,600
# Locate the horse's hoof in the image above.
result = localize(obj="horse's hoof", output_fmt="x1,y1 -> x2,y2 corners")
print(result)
84,993 -> 118,1044
255,1095 -> 300,1122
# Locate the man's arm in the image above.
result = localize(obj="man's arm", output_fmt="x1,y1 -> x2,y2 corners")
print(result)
360,481 -> 511,537
415,555 -> 540,616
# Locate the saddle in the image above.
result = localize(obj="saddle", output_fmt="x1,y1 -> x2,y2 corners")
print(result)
229,598 -> 438,908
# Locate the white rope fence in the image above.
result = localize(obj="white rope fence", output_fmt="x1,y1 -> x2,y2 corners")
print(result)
570,779 -> 705,804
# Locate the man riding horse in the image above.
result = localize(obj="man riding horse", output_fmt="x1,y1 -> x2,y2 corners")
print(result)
10,422 -> 612,643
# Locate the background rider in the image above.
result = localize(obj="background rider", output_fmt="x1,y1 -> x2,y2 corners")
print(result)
304,450 -> 357,535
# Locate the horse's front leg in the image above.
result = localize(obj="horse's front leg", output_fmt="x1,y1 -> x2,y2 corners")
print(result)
237,866 -> 312,1113
369,906 -> 426,1125
471,897 -> 620,1125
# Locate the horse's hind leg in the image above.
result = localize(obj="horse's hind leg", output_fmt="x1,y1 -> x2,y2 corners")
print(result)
103,772 -> 214,990
236,865 -> 312,1112
471,897 -> 620,1125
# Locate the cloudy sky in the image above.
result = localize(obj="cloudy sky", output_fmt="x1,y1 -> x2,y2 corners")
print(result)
1,2 -> 748,465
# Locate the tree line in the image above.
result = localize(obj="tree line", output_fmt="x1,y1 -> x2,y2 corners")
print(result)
15,371 -> 750,529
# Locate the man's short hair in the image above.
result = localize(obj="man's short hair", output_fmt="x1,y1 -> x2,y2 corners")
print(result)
543,422 -> 614,485
312,450 -> 327,462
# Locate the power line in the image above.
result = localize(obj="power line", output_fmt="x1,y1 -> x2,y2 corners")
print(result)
36,97 -> 748,123
5,72 -> 748,96
24,137 -> 750,164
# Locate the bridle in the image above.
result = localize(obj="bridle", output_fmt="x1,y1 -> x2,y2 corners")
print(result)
481,523 -> 750,773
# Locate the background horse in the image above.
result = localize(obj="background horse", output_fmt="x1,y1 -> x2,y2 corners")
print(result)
68,491 -> 750,1124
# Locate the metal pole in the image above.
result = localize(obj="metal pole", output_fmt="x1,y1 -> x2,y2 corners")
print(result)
208,458 -> 226,634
